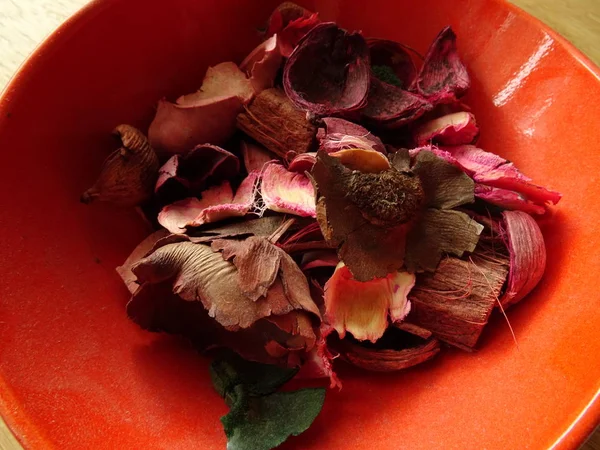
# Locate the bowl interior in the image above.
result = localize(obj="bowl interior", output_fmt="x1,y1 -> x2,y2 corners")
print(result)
1,0 -> 599,449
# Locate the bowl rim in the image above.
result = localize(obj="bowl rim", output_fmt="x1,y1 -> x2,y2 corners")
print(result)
0,0 -> 599,449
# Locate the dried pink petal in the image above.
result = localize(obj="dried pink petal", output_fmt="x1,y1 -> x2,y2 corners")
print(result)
500,211 -> 547,308
261,163 -> 316,217
324,263 -> 414,342
148,63 -> 254,154
283,23 -> 370,115
158,172 -> 259,234
361,77 -> 433,128
241,141 -> 276,173
240,35 -> 283,94
265,2 -> 315,38
294,324 -> 341,388
154,144 -> 239,201
413,111 -> 479,146
367,38 -> 418,88
278,13 -> 321,57
288,152 -> 317,173
475,185 -> 546,215
411,26 -> 470,103
317,117 -> 386,154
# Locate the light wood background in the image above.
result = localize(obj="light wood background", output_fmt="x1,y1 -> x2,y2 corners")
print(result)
0,0 -> 599,449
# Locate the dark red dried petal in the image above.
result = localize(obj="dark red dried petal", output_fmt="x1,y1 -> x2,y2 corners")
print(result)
278,13 -> 321,57
283,23 -> 370,115
411,26 -> 470,103
475,185 -> 546,215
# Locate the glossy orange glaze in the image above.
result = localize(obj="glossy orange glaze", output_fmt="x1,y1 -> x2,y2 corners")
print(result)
0,0 -> 598,448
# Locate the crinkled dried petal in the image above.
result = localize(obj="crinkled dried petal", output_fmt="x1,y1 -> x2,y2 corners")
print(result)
178,62 -> 254,105
411,150 -> 475,209
81,125 -> 159,206
155,144 -> 239,201
240,35 -> 283,94
116,230 -> 170,293
278,13 -> 321,57
405,209 -> 483,272
317,117 -> 386,154
500,211 -> 546,308
412,27 -> 470,103
266,2 -> 314,38
295,324 -> 341,388
241,141 -> 276,173
337,336 -> 440,372
283,23 -> 370,115
288,152 -> 317,173
324,263 -> 414,342
312,151 -> 409,281
414,111 -> 479,146
190,216 -> 288,242
475,185 -> 546,215
367,38 -> 417,89
362,77 -> 432,128
261,163 -> 316,217
407,251 -> 509,349
329,148 -> 391,173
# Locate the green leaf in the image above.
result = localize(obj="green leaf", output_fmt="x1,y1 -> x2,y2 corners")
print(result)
210,351 -> 299,399
372,65 -> 403,88
223,388 -> 326,450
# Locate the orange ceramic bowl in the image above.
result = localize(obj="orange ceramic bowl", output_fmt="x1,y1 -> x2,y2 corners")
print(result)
0,0 -> 599,449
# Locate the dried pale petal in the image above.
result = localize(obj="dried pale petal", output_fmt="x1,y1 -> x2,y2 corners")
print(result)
148,95 -> 243,154
413,111 -> 479,146
405,209 -> 483,272
317,117 -> 386,154
261,163 -> 316,217
329,148 -> 391,173
241,141 -> 276,173
283,23 -> 370,115
116,230 -> 170,293
412,27 -> 470,103
407,252 -> 509,349
288,152 -> 317,173
475,185 -> 546,215
324,263 -> 414,342
240,35 -> 283,93
155,144 -> 239,200
500,211 -> 547,308
337,336 -> 440,372
367,38 -> 418,89
177,62 -> 254,105
81,125 -> 159,206
411,150 -> 475,209
361,77 -> 432,128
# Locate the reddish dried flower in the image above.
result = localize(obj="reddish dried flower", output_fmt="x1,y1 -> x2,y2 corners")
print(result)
283,23 -> 371,116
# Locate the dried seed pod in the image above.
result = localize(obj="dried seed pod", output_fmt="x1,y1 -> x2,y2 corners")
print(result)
237,88 -> 317,158
81,125 -> 159,207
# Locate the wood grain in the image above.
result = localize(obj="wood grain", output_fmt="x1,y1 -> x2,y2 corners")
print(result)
0,0 -> 599,449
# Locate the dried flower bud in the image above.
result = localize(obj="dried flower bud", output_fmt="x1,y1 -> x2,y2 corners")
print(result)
81,125 -> 159,207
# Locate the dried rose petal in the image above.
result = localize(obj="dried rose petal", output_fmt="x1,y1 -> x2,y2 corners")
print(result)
155,144 -> 239,201
158,172 -> 259,234
261,163 -> 316,217
475,185 -> 546,215
149,62 -> 254,154
336,335 -> 440,372
288,152 -> 317,173
295,324 -> 341,388
240,35 -> 283,94
265,2 -> 314,38
500,211 -> 546,308
413,111 -> 479,146
283,23 -> 370,115
361,77 -> 433,128
116,230 -> 169,293
300,250 -> 339,270
440,145 -> 562,208
278,14 -> 321,57
406,251 -> 509,350
411,27 -> 470,104
241,141 -> 276,173
81,125 -> 159,206
324,263 -> 414,342
367,38 -> 418,89
317,117 -> 386,154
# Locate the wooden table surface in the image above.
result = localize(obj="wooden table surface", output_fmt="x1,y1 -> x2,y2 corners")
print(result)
0,0 -> 599,449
